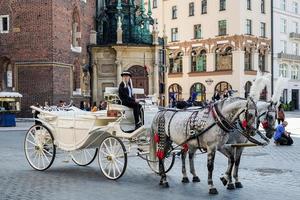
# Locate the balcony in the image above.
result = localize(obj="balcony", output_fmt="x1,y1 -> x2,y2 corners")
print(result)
277,52 -> 300,61
289,32 -> 300,41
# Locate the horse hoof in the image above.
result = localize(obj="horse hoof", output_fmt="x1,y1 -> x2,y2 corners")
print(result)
160,182 -> 169,188
181,177 -> 189,183
227,183 -> 235,190
220,177 -> 228,186
235,182 -> 243,188
209,188 -> 218,195
192,176 -> 200,182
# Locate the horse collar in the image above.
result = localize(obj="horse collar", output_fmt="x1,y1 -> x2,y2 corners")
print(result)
212,104 -> 235,133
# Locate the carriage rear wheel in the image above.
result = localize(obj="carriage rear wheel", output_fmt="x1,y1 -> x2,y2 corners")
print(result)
146,153 -> 176,174
146,133 -> 176,174
24,124 -> 56,171
98,136 -> 127,180
71,148 -> 98,166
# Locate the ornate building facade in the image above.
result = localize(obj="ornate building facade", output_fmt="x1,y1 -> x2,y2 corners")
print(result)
151,0 -> 271,104
274,0 -> 300,110
90,0 -> 161,103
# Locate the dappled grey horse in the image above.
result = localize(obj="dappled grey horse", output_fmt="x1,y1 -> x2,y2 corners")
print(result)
150,97 -> 257,194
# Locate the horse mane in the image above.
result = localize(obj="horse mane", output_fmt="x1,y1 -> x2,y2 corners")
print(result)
221,98 -> 247,114
271,77 -> 288,107
249,72 -> 271,102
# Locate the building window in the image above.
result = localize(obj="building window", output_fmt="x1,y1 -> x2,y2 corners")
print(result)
153,0 -> 158,8
169,84 -> 183,103
280,18 -> 287,33
194,24 -> 202,39
244,81 -> 252,98
291,65 -> 299,80
220,0 -> 226,11
247,0 -> 251,10
0,15 -> 9,33
215,81 -> 232,94
244,49 -> 252,71
261,0 -> 265,13
260,22 -> 266,37
215,47 -> 232,71
218,20 -> 227,36
172,6 -> 177,19
279,63 -> 288,77
292,21 -> 299,33
201,0 -> 207,14
293,2 -> 298,14
292,43 -> 299,55
190,83 -> 206,102
246,19 -> 252,35
189,2 -> 195,16
280,40 -> 287,53
171,28 -> 178,42
169,52 -> 183,73
280,0 -> 286,11
191,49 -> 207,72
259,53 -> 266,72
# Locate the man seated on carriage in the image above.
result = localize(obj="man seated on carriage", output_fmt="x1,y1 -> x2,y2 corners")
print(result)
274,121 -> 294,145
118,71 -> 142,130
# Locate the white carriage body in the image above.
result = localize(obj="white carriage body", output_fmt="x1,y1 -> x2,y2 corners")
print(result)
31,87 -> 159,152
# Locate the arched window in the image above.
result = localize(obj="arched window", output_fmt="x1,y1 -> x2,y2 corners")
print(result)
244,49 -> 252,70
244,81 -> 252,98
190,83 -> 206,101
279,63 -> 288,77
258,52 -> 266,71
191,49 -> 206,72
0,57 -> 12,90
168,83 -> 182,102
169,52 -> 183,73
215,47 -> 232,71
291,65 -> 299,80
72,7 -> 81,48
215,81 -> 232,94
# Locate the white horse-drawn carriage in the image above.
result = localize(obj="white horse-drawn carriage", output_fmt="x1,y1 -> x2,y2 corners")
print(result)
24,87 -> 175,180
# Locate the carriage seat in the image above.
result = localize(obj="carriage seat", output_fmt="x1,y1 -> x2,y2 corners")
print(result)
109,104 -> 133,113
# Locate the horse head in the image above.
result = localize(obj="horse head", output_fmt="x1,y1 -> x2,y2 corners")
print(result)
257,101 -> 277,139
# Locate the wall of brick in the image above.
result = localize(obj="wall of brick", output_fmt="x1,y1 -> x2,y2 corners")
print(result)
0,0 -> 96,117
17,65 -> 53,117
0,0 -> 54,62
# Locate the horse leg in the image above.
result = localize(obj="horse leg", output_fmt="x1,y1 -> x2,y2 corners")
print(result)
219,147 -> 235,190
233,147 -> 244,188
159,158 -> 169,188
181,149 -> 189,183
188,149 -> 200,182
207,147 -> 218,195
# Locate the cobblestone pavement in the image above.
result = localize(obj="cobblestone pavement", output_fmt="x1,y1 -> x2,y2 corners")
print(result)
0,112 -> 300,200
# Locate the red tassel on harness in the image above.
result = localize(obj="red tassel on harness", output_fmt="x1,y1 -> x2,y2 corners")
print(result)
242,120 -> 248,128
262,120 -> 269,129
156,150 -> 165,160
154,133 -> 160,143
182,143 -> 189,152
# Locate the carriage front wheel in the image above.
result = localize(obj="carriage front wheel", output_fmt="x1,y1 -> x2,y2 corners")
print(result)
98,136 -> 127,180
24,124 -> 56,171
71,148 -> 98,166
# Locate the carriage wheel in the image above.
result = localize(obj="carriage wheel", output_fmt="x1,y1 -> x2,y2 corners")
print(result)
71,148 -> 98,166
146,133 -> 175,174
98,136 -> 127,180
24,124 -> 56,171
146,152 -> 176,174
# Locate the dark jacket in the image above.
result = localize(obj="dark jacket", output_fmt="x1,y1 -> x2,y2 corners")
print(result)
119,81 -> 135,105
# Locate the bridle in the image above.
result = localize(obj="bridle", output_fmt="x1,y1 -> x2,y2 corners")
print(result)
257,102 -> 277,131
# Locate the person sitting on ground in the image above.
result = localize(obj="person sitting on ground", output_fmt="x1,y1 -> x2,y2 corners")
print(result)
274,121 -> 294,145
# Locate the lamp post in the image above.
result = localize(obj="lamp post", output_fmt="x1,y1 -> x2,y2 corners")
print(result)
271,0 -> 274,95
